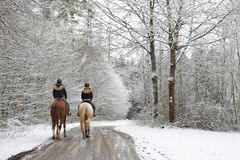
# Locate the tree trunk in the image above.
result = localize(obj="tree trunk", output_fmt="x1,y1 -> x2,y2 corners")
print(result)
149,0 -> 158,118
195,68 -> 199,102
166,0 -> 182,122
231,73 -> 238,126
168,43 -> 177,122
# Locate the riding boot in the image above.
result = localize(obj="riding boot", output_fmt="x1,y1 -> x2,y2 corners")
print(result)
77,105 -> 80,117
63,99 -> 71,116
89,102 -> 96,117
67,106 -> 71,116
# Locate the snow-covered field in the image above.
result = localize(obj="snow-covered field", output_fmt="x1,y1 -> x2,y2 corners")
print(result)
1,120 -> 240,160
115,122 -> 240,160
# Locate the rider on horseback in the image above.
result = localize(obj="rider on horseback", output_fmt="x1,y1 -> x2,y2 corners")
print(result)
78,83 -> 96,117
53,79 -> 70,116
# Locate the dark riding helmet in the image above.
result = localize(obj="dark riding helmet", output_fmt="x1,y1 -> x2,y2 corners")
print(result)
57,79 -> 62,84
84,83 -> 89,87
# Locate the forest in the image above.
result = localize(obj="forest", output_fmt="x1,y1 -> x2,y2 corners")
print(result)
1,0 -> 240,132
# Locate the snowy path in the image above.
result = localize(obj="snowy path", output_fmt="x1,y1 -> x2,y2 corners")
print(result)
20,127 -> 140,160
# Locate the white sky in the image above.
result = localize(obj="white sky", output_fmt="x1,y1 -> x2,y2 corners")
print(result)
1,120 -> 240,160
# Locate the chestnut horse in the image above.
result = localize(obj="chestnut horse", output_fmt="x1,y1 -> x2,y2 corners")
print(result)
51,98 -> 67,139
79,102 -> 93,139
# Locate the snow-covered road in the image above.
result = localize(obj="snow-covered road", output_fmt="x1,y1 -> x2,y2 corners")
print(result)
19,127 -> 139,160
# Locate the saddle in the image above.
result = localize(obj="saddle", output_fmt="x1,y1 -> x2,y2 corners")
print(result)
54,98 -> 70,116
82,99 -> 91,103
78,100 -> 96,117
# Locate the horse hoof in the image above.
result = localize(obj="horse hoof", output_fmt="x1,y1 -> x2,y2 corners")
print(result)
64,134 -> 67,137
52,136 -> 55,140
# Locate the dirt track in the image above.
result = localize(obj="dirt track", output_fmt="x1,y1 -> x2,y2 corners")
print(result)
19,127 -> 140,160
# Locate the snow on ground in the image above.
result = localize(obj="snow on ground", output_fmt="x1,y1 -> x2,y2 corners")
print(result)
0,122 -> 79,160
1,120 -> 240,160
115,121 -> 240,160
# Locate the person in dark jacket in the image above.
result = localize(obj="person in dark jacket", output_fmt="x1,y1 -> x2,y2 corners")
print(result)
53,79 -> 70,116
78,83 -> 96,117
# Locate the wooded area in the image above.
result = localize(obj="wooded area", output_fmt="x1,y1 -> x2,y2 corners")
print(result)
1,0 -> 240,131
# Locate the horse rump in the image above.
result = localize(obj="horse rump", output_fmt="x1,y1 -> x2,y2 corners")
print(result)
79,102 -> 93,139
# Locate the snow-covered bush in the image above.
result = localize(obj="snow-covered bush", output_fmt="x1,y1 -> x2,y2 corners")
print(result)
176,102 -> 240,131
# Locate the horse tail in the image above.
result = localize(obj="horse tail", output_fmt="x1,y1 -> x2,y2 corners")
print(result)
79,104 -> 86,133
85,106 -> 92,124
56,104 -> 60,128
51,103 -> 59,129
79,103 -> 85,117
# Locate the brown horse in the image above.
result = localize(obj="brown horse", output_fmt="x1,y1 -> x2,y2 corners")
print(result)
51,98 -> 68,139
79,102 -> 93,139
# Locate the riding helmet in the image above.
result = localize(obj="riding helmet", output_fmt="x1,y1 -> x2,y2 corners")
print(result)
84,83 -> 89,87
57,79 -> 62,84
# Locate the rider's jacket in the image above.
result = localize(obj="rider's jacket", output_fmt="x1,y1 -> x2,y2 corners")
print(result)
81,87 -> 93,101
53,84 -> 67,99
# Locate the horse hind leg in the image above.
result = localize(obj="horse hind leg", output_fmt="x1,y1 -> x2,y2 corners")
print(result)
85,118 -> 91,138
85,122 -> 89,138
56,123 -> 61,139
58,121 -> 64,139
87,127 -> 91,138
63,117 -> 67,137
82,125 -> 87,139
63,124 -> 67,137
80,121 -> 86,139
85,129 -> 90,138
83,133 -> 87,139
52,123 -> 56,140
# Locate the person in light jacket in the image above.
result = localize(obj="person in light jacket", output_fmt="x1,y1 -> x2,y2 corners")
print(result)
78,83 -> 96,117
